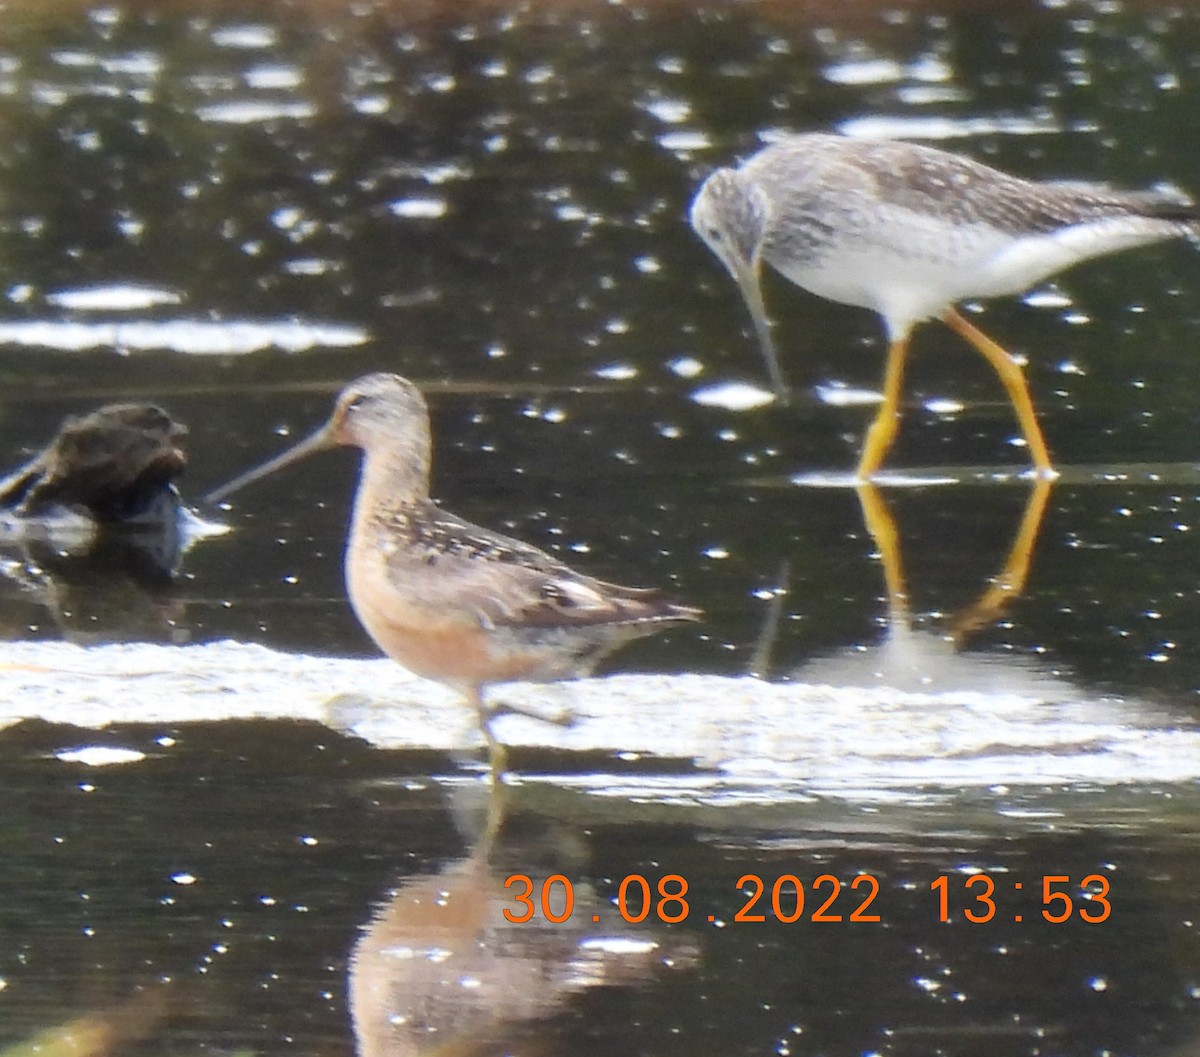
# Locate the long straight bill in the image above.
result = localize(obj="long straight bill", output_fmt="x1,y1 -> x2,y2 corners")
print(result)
732,258 -> 788,401
206,426 -> 334,503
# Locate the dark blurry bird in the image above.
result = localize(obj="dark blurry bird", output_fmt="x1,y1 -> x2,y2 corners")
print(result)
0,403 -> 186,523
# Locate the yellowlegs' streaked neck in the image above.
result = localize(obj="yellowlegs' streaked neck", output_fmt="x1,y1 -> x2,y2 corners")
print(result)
690,132 -> 1197,478
207,373 -> 700,761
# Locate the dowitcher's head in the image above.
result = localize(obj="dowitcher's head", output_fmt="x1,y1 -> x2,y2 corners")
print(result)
325,373 -> 429,450
206,373 -> 432,504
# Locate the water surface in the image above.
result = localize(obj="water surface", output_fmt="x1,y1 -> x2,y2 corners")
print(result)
1,0 -> 1199,1054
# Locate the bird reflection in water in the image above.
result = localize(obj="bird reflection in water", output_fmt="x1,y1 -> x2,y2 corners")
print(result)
757,477 -> 1057,692
862,477 -> 1053,645
349,782 -> 697,1057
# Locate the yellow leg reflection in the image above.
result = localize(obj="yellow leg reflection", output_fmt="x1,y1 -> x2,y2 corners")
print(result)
750,475 -> 1054,680
854,483 -> 910,622
855,475 -> 1053,641
942,307 -> 1055,477
856,331 -> 912,481
478,758 -> 510,857
949,475 -> 1054,645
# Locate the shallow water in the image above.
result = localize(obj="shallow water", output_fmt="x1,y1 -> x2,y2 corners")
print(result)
1,0 -> 1200,1054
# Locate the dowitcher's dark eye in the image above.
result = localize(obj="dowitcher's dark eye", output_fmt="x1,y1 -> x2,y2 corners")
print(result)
346,394 -> 368,412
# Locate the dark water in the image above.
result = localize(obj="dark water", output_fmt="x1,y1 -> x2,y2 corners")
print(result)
1,0 -> 1199,1053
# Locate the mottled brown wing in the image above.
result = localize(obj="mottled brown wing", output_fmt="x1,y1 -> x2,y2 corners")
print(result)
380,504 -> 698,631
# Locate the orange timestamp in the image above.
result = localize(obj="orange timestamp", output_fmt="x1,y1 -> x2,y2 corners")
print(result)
505,872 -> 881,925
502,871 -> 1112,925
931,872 -> 1111,923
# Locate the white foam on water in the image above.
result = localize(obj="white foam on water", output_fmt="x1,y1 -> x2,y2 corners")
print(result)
1,639 -> 1196,809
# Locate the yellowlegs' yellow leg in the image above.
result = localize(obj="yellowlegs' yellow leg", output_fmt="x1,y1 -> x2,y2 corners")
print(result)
942,308 -> 1055,477
856,334 -> 912,482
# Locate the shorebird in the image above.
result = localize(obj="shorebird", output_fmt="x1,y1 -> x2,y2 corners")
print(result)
207,374 -> 699,751
0,404 -> 186,523
690,132 -> 1197,477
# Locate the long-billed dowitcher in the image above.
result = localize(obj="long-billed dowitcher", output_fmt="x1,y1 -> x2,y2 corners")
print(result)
207,374 -> 699,744
690,132 -> 1196,478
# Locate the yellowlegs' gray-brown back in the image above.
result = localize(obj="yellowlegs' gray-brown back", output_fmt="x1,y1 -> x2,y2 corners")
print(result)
207,373 -> 700,743
690,132 -> 1196,478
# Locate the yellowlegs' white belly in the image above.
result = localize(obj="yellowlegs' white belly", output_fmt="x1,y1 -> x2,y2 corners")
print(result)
766,203 -> 1191,337
765,221 -> 1015,333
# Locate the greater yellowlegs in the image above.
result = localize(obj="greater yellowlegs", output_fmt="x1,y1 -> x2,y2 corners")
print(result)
690,132 -> 1196,477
